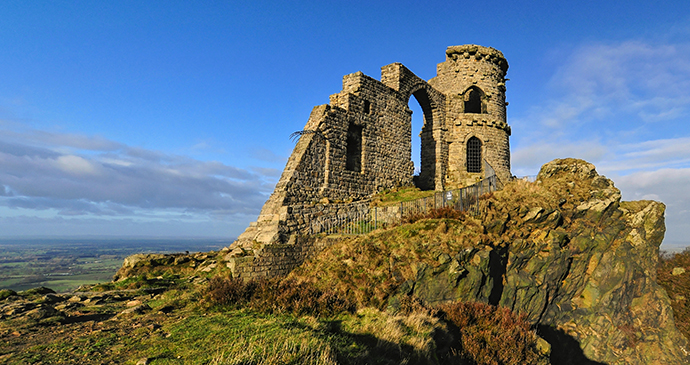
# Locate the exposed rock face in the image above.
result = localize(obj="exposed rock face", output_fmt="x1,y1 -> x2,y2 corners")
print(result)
396,159 -> 688,364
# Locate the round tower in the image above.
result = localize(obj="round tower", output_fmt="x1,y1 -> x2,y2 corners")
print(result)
428,45 -> 511,187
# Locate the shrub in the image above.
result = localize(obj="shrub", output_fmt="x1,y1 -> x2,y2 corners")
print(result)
0,289 -> 17,300
657,249 -> 690,340
403,206 -> 464,224
205,276 -> 355,317
438,301 -> 542,365
207,276 -> 253,307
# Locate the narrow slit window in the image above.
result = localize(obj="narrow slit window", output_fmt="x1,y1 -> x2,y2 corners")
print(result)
467,137 -> 482,173
363,100 -> 371,114
346,123 -> 363,172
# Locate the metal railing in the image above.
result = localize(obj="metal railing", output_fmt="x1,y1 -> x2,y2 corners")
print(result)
308,174 -> 497,236
308,207 -> 377,235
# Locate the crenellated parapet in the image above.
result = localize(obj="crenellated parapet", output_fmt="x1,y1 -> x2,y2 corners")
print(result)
445,44 -> 508,72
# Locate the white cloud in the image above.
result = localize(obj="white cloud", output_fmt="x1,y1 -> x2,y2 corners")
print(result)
615,168 -> 690,249
512,40 -> 690,140
0,128 -> 122,152
0,213 -> 252,238
511,140 -> 608,176
591,137 -> 690,175
0,125 -> 276,221
55,155 -> 102,176
511,38 -> 690,249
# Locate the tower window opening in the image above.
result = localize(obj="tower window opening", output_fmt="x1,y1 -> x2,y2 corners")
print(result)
346,123 -> 363,172
363,100 -> 371,114
464,88 -> 483,114
467,137 -> 482,173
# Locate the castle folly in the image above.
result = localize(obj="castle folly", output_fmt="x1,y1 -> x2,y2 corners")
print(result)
233,45 -> 511,253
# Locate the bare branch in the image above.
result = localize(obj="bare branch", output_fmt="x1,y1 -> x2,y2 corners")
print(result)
289,129 -> 327,143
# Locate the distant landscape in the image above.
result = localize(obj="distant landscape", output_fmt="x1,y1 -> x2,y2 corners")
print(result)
0,238 -> 232,292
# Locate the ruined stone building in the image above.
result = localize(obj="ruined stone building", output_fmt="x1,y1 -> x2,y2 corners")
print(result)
235,45 -> 511,250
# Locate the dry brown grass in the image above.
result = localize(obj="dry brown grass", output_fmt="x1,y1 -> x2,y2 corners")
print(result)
402,206 -> 465,224
289,217 -> 487,310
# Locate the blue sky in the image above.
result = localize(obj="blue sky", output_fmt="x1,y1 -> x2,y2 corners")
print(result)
1,1 -> 689,249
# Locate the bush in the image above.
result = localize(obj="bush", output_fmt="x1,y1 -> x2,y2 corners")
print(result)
438,301 -> 542,365
657,249 -> 690,340
403,206 -> 464,224
0,289 -> 17,300
206,276 -> 355,317
206,276 -> 253,306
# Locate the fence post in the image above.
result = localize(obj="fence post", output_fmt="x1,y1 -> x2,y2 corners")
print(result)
475,185 -> 479,216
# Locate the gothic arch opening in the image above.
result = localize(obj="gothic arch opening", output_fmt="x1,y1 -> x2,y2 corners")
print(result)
464,86 -> 485,114
409,88 -> 436,190
467,136 -> 482,173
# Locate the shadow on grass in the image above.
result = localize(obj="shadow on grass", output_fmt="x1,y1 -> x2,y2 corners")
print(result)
61,313 -> 115,324
538,325 -> 608,365
282,320 -> 432,365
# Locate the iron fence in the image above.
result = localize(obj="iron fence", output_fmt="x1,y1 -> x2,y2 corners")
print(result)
308,174 -> 497,236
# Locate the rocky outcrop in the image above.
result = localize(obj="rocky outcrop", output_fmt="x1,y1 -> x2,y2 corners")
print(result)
113,251 -> 221,281
402,159 -> 689,364
294,158 -> 689,364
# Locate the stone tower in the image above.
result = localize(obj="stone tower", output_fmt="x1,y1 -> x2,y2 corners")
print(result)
429,45 -> 511,187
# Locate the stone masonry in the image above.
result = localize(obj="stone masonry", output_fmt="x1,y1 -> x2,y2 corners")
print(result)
228,45 -> 512,278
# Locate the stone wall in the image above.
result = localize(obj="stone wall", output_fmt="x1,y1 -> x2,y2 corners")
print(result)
227,236 -> 343,280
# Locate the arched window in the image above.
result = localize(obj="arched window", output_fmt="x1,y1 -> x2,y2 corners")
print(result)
464,87 -> 483,114
467,137 -> 482,173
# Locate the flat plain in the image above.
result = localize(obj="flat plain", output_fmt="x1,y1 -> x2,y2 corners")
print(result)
0,238 -> 231,292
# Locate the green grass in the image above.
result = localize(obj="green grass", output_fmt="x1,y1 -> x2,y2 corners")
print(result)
39,273 -> 116,292
0,272 -> 117,293
0,255 -> 123,293
371,186 -> 436,206
139,311 -> 340,364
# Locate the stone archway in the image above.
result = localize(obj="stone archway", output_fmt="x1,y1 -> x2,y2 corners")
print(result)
407,85 -> 440,190
380,63 -> 447,191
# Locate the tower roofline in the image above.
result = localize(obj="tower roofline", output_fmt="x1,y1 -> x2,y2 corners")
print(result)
445,45 -> 508,72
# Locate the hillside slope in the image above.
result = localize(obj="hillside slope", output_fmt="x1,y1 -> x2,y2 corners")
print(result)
289,158 -> 689,364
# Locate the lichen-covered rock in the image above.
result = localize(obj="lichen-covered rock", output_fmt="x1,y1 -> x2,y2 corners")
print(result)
397,158 -> 689,364
121,253 -> 172,269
